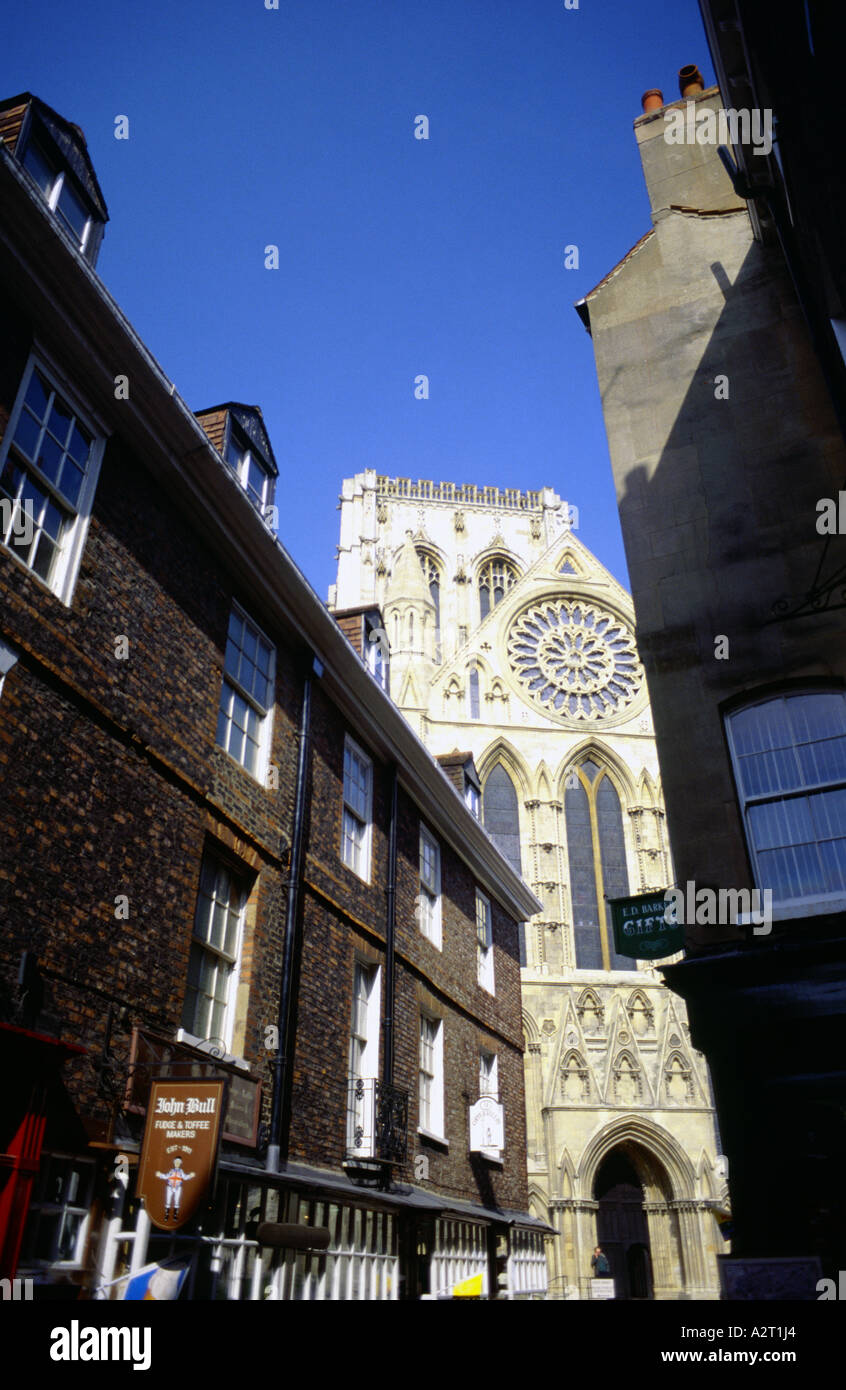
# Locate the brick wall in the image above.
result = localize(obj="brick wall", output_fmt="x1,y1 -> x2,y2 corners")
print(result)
291,683 -> 529,1210
0,299 -> 302,1137
0,295 -> 529,1211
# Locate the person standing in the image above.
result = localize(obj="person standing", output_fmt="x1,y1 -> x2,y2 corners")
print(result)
591,1245 -> 611,1277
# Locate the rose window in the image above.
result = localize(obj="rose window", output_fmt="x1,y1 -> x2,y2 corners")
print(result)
507,600 -> 642,720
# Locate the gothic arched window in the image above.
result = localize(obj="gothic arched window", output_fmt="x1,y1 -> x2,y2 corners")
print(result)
468,664 -> 480,720
417,550 -> 441,662
478,557 -> 518,622
565,759 -> 630,970
483,762 -> 524,964
417,551 -> 441,627
483,764 -> 522,875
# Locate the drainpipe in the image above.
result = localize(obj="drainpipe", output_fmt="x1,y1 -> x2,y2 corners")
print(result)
383,764 -> 399,1086
266,654 -> 320,1174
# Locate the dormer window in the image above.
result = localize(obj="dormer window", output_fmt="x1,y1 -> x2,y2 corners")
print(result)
0,96 -> 109,267
435,750 -> 481,819
194,403 -> 279,525
224,424 -> 273,513
364,611 -> 389,692
21,136 -> 101,262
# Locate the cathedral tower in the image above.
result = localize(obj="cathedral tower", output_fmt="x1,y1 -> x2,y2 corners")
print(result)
381,530 -> 437,730
331,471 -> 726,1299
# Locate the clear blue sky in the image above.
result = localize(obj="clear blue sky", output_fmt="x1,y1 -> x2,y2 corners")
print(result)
7,0 -> 713,601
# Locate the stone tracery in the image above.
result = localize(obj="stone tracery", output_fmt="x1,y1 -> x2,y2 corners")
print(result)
507,599 -> 642,721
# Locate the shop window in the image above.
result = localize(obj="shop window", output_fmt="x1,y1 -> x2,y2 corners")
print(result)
20,1155 -> 95,1268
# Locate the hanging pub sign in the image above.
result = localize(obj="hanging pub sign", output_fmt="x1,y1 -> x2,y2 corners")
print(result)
137,1079 -> 225,1231
608,891 -> 684,961
125,1029 -> 262,1146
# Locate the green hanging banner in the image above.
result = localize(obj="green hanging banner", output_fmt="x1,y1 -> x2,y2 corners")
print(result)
608,891 -> 684,961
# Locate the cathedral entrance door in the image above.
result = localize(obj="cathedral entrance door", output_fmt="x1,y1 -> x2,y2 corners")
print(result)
594,1150 -> 653,1299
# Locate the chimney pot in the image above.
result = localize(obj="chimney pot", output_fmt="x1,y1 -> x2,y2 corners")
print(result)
641,89 -> 664,113
678,64 -> 705,98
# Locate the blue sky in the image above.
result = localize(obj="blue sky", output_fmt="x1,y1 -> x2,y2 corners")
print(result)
6,0 -> 712,601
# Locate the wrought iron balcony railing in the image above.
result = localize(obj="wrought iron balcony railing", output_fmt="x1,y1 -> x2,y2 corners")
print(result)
346,1076 -> 409,1164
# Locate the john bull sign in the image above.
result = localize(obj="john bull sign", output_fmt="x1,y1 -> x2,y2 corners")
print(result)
137,1080 -> 225,1231
608,891 -> 684,962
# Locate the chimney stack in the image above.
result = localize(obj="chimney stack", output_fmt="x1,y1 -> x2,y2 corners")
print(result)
635,65 -> 743,220
678,64 -> 705,98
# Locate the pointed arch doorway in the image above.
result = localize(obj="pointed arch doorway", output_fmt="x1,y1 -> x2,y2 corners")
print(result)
594,1149 -> 653,1299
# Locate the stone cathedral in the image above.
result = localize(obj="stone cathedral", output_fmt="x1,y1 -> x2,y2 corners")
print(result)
330,472 -> 726,1299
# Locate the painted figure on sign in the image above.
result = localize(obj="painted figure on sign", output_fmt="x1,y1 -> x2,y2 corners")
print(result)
155,1156 -> 195,1221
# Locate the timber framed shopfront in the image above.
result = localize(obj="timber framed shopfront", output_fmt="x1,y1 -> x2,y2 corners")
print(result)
90,1158 -> 548,1301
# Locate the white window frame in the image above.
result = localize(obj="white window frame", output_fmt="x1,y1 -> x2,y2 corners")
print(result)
725,690 -> 846,916
479,1048 -> 499,1099
0,354 -> 105,606
478,1049 -> 501,1161
349,961 -> 382,1081
22,137 -> 98,258
418,1013 -> 445,1142
216,603 -> 275,781
476,889 -> 495,994
341,736 -> 373,882
418,824 -> 442,949
0,638 -> 17,700
347,961 -> 383,1156
180,850 -> 247,1051
224,424 -> 273,513
464,778 -> 481,819
364,615 -> 389,692
19,1153 -> 96,1270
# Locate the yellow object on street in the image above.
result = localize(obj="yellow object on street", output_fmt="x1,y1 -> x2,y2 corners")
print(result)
452,1271 -> 484,1298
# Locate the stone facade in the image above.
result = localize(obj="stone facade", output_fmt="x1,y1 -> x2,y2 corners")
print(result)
578,79 -> 846,1291
332,472 -> 726,1298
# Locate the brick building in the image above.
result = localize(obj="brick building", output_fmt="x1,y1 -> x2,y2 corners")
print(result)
0,92 -> 546,1300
